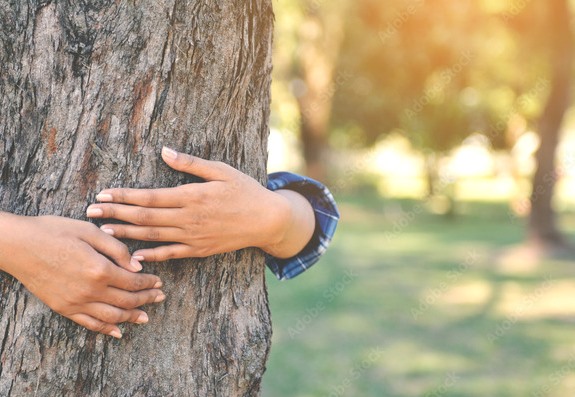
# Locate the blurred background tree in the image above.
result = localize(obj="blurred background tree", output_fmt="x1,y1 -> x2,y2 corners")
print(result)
271,0 -> 575,252
274,0 -> 350,182
520,0 -> 574,252
265,1 -> 575,395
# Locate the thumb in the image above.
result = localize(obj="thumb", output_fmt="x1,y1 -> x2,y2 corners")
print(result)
161,146 -> 228,181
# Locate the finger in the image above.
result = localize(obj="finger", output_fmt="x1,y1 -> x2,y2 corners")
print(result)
81,226 -> 142,272
99,224 -> 183,242
86,302 -> 150,325
68,313 -> 123,338
133,244 -> 194,262
105,265 -> 163,291
87,204 -> 180,227
104,286 -> 166,309
161,146 -> 232,181
96,187 -> 183,208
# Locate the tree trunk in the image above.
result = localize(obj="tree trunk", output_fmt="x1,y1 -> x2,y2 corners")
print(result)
424,153 -> 438,198
527,0 -> 573,249
0,1 -> 273,396
294,1 -> 346,183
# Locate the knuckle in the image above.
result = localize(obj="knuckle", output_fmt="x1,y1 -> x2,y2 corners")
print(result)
148,251 -> 159,262
118,294 -> 138,309
98,307 -> 120,323
85,222 -> 101,234
163,251 -> 176,260
92,322 -> 110,334
51,300 -> 68,315
115,241 -> 130,257
86,262 -> 108,282
183,188 -> 198,203
110,226 -> 125,238
107,235 -> 129,252
136,208 -> 152,225
216,161 -> 234,175
194,246 -> 211,258
110,313 -> 124,324
129,275 -> 147,290
158,248 -> 177,260
188,188 -> 207,204
146,228 -> 161,241
106,206 -> 116,218
77,286 -> 95,301
143,191 -> 157,207
117,189 -> 127,203
214,160 -> 226,169
182,155 -> 196,169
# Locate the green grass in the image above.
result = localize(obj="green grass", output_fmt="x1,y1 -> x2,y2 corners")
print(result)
262,194 -> 575,397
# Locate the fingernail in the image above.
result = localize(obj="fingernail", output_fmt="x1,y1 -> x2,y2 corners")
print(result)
109,330 -> 122,339
132,255 -> 145,262
130,257 -> 143,272
154,292 -> 166,303
162,146 -> 178,160
135,312 -> 149,324
101,227 -> 115,236
96,193 -> 113,202
153,280 -> 163,289
86,207 -> 103,217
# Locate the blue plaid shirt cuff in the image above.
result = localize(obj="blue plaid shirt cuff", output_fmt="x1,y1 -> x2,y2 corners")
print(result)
265,172 -> 340,280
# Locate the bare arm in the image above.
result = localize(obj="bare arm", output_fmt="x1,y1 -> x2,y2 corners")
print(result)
260,188 -> 315,259
0,212 -> 165,338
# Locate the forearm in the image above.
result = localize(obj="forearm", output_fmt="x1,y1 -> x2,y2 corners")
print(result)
260,189 -> 315,259
85,151 -> 324,263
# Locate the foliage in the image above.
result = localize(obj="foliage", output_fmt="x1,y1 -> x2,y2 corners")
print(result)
323,0 -> 560,152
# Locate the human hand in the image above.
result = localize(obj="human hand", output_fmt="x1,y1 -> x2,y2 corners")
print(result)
0,214 -> 165,338
85,147 -> 308,261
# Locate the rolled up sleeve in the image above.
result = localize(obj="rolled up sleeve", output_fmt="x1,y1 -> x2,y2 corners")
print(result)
266,172 -> 340,280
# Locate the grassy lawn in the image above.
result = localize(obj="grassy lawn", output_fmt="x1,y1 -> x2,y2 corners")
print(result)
262,194 -> 575,397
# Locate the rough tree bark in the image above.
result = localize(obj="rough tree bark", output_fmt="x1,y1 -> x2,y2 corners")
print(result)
527,0 -> 573,250
0,1 -> 273,396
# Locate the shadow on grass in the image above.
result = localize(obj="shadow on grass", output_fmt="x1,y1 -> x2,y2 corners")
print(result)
262,194 -> 575,397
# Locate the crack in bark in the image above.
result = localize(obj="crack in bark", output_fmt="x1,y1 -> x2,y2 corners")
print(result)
1,1 -> 274,395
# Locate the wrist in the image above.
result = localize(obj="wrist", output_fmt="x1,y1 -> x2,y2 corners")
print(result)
0,212 -> 24,274
257,191 -> 292,255
259,189 -> 315,259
